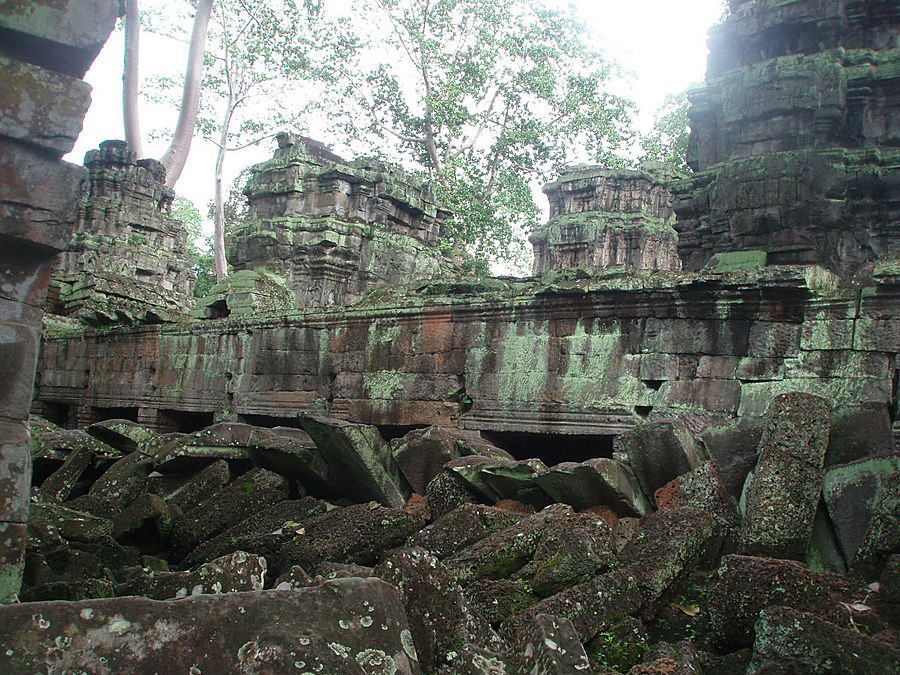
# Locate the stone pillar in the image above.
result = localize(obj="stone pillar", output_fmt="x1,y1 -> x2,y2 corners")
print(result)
0,0 -> 121,602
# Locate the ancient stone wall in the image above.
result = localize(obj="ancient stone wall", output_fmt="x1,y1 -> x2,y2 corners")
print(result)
36,265 -> 900,444
0,0 -> 120,602
47,140 -> 195,325
532,165 -> 682,274
673,0 -> 900,274
229,134 -> 453,308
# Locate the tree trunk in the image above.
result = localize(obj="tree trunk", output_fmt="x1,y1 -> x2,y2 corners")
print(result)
123,0 -> 143,157
159,0 -> 214,188
213,97 -> 235,283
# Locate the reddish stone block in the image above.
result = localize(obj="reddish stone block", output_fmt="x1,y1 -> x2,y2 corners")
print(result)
0,419 -> 31,522
0,321 -> 39,420
0,137 -> 85,251
0,55 -> 92,155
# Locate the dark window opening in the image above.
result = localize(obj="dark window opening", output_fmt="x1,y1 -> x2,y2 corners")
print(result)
238,413 -> 308,429
38,401 -> 72,428
480,431 -> 614,464
642,379 -> 664,391
634,406 -> 653,419
158,409 -> 215,433
204,299 -> 230,319
92,406 -> 139,423
377,424 -> 430,441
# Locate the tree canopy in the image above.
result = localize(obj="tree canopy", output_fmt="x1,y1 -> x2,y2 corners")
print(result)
639,89 -> 692,171
330,0 -> 636,271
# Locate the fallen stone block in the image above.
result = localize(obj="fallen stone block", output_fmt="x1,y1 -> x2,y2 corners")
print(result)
465,578 -> 539,626
82,450 -> 155,516
154,458 -> 230,513
653,460 -> 738,531
277,502 -> 427,573
508,614 -> 593,675
614,419 -> 708,506
708,554 -> 872,649
0,578 -> 421,674
35,440 -> 93,502
116,550 -> 267,599
501,569 -> 642,645
445,504 -> 576,584
182,496 -> 329,567
852,469 -> 900,578
391,426 -> 512,494
698,416 -> 764,498
317,562 -> 376,580
519,512 -> 615,597
153,422 -> 276,472
413,502 -> 525,558
740,392 -> 831,559
425,468 -> 483,519
748,605 -> 900,674
635,640 -> 702,675
247,434 -> 337,497
32,429 -> 120,484
87,418 -> 156,454
534,457 -> 651,516
273,564 -> 315,590
29,502 -> 112,543
583,616 -> 648,674
480,458 -> 551,504
823,453 -> 900,567
19,577 -> 114,602
300,414 -> 407,507
826,403 -> 896,467
377,547 -> 501,672
617,507 -> 718,616
169,468 -> 289,560
111,493 -> 181,548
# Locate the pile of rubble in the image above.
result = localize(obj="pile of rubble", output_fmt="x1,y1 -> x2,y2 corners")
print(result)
2,392 -> 897,673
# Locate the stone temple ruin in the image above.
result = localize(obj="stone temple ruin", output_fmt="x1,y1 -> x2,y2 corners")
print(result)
1,0 -> 900,673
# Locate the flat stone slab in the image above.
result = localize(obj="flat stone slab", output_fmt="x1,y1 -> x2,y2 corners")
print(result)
0,578 -> 420,674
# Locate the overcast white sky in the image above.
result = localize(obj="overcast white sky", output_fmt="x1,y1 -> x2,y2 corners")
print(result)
66,0 -> 725,234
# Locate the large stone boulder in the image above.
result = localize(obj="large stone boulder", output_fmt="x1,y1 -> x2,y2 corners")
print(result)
740,393 -> 831,559
617,507 -> 718,616
277,502 -> 427,574
697,416 -> 764,498
168,468 -> 289,560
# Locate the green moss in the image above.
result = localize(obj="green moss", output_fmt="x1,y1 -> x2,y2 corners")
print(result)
497,320 -> 549,403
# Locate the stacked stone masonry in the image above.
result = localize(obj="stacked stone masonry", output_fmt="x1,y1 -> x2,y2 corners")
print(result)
228,133 -> 453,308
36,264 -> 900,444
47,140 -> 195,325
532,165 -> 682,274
673,0 -> 900,274
0,0 -> 121,602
